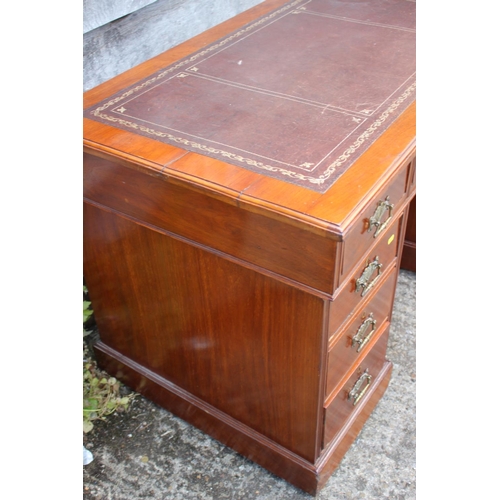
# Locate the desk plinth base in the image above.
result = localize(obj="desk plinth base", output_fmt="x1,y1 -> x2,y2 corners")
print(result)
93,340 -> 392,495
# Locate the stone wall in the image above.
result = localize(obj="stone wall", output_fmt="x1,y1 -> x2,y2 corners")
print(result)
83,0 -> 263,91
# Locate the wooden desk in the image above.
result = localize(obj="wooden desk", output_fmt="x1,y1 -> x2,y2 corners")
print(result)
83,0 -> 416,493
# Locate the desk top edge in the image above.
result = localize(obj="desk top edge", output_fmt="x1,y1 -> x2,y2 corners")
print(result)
83,0 -> 416,239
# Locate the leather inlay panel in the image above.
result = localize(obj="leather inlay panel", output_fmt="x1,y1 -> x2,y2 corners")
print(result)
84,0 -> 415,193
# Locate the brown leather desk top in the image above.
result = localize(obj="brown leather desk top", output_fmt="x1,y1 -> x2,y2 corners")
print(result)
84,0 -> 415,194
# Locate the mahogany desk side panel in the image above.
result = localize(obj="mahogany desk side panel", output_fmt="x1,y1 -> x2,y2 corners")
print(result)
83,201 -> 329,463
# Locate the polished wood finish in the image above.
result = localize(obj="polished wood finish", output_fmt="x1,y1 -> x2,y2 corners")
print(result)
83,0 -> 415,494
84,202 -> 327,462
315,361 -> 393,492
83,152 -> 338,295
326,268 -> 398,399
323,323 -> 390,447
340,157 -> 413,281
328,212 -> 406,336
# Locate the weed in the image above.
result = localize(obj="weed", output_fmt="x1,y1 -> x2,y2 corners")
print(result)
83,285 -> 136,433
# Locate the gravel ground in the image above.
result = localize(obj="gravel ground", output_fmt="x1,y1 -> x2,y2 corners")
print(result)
83,269 -> 416,499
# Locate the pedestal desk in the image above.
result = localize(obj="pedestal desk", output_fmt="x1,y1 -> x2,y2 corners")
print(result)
83,0 -> 416,494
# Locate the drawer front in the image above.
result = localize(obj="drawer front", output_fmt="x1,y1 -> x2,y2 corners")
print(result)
323,323 -> 390,448
325,267 -> 398,400
329,212 -> 404,337
340,158 -> 412,281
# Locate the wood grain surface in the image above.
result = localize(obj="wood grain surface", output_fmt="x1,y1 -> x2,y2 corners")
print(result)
84,202 -> 328,462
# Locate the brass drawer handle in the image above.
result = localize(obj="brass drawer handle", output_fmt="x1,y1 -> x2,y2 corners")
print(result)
368,196 -> 394,238
355,256 -> 382,297
352,313 -> 377,352
348,370 -> 372,406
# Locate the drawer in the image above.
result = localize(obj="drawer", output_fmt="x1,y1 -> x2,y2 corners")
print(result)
340,158 -> 412,281
325,267 -> 398,400
323,323 -> 390,449
328,212 -> 404,337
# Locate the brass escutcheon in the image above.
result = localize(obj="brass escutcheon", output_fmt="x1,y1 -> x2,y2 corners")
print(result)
348,370 -> 372,406
368,196 -> 394,238
355,256 -> 382,297
352,313 -> 377,352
